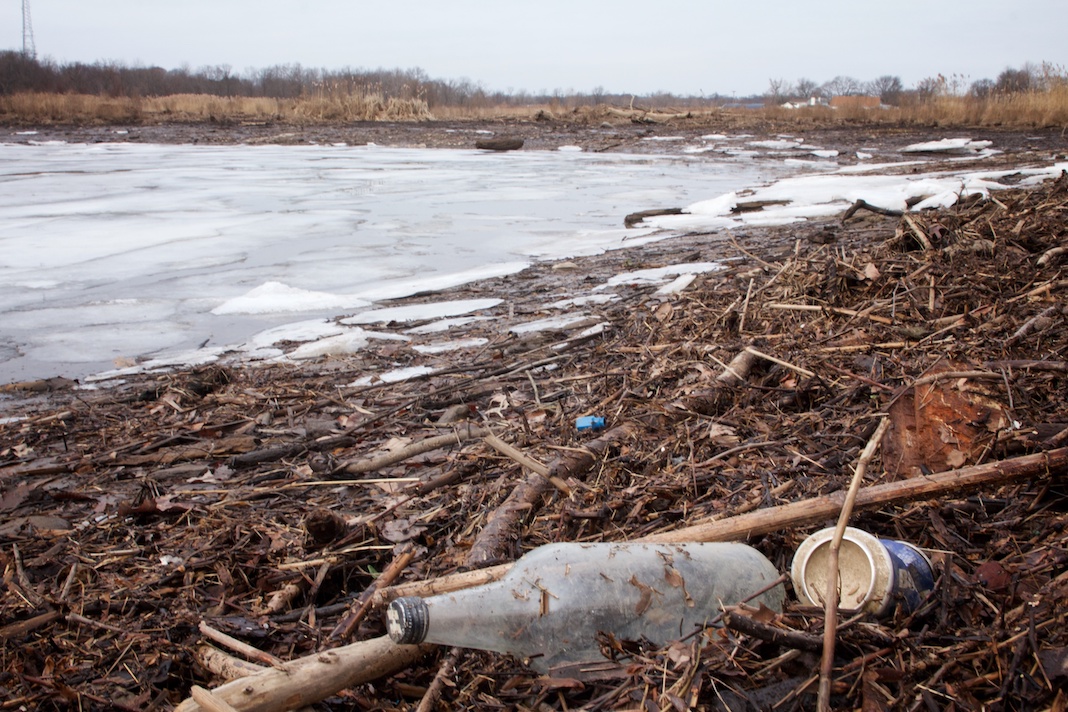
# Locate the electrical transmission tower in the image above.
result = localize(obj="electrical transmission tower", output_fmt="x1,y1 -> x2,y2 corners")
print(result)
22,0 -> 37,59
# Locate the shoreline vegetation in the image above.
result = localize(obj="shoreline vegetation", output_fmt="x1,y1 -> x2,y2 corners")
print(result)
1,52 -> 1067,128
3,87 -> 1067,129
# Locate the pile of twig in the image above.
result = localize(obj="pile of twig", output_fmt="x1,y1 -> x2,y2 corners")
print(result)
1,172 -> 1066,711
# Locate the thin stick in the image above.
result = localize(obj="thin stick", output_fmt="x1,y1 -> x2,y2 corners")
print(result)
744,346 -> 817,379
738,278 -> 755,333
199,622 -> 283,667
340,424 -> 489,475
817,416 -> 890,711
330,546 -> 416,641
484,433 -> 571,494
415,646 -> 464,712
190,686 -> 241,712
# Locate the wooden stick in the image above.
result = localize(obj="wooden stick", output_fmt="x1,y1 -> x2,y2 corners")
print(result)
722,609 -> 823,653
340,424 -> 489,475
330,546 -> 416,641
190,686 -> 241,712
744,346 -> 817,379
193,644 -> 267,682
377,447 -> 1068,601
842,198 -> 903,220
765,302 -> 894,326
199,622 -> 283,667
817,417 -> 889,711
903,215 -> 933,250
174,636 -> 431,712
483,433 -> 570,494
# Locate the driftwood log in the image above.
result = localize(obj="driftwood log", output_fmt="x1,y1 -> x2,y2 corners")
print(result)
475,137 -> 524,151
623,207 -> 684,228
174,636 -> 431,712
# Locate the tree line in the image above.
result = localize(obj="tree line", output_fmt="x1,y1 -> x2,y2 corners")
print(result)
3,51 -> 1062,111
766,62 -> 1066,105
0,51 -> 733,110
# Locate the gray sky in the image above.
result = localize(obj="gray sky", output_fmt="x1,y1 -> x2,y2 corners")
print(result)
4,1 -> 1064,97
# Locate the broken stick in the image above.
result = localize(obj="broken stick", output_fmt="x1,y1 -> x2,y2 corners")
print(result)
174,636 -> 431,712
377,446 -> 1068,601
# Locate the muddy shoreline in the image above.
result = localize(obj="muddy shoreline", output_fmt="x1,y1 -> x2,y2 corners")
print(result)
8,116 -> 1068,159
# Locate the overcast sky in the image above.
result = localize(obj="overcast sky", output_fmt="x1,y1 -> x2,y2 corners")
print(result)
3,1 -> 1064,97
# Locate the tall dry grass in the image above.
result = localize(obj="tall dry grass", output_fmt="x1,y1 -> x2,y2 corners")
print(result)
0,91 -> 431,124
764,85 -> 1068,128
2,87 -> 1067,128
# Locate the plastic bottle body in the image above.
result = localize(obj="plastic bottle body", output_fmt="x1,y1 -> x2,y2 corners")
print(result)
387,541 -> 784,672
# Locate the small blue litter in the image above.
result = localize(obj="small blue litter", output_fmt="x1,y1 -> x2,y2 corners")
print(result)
576,416 -> 605,431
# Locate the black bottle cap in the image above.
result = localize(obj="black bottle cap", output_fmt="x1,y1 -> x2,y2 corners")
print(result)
386,596 -> 430,644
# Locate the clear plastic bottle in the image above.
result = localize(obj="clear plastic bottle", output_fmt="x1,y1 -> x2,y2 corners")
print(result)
386,541 -> 784,673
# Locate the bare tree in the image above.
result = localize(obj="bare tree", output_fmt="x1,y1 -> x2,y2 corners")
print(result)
867,75 -> 903,105
970,78 -> 995,99
794,77 -> 819,100
821,75 -> 862,97
766,77 -> 793,104
996,65 -> 1034,94
915,75 -> 946,102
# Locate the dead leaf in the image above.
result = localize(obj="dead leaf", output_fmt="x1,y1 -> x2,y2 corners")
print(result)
629,574 -> 655,616
380,517 -> 426,543
863,262 -> 881,280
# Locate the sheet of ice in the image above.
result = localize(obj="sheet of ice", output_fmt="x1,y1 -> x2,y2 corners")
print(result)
595,262 -> 727,291
545,294 -> 620,309
647,162 -> 1068,232
413,338 -> 490,354
902,138 -> 993,154
748,139 -> 804,150
655,274 -> 699,295
213,281 -> 372,315
510,314 -> 593,334
348,365 -> 437,387
404,316 -> 497,335
0,141 -> 792,382
342,299 -> 503,325
288,328 -> 408,360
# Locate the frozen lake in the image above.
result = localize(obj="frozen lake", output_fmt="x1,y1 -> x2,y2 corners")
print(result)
0,140 -> 796,384
2,135 -> 1061,385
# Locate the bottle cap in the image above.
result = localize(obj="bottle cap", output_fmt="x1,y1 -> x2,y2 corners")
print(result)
386,596 -> 430,644
575,415 -> 605,431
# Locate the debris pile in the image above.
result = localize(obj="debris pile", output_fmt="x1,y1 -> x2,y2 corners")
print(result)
1,172 -> 1066,710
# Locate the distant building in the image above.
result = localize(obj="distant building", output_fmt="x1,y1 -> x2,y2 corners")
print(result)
781,97 -> 830,109
829,95 -> 882,110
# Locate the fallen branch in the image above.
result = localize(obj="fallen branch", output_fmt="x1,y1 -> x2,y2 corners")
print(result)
377,447 -> 1068,601
646,446 -> 1066,543
842,198 -> 903,220
339,424 -> 489,475
670,347 -> 762,415
174,636 -> 431,712
722,608 -> 823,653
466,425 -> 632,567
329,546 -> 416,641
818,417 -> 890,711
